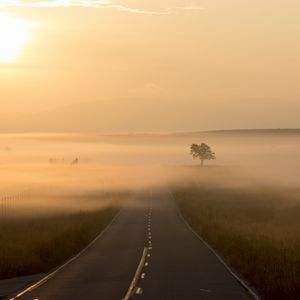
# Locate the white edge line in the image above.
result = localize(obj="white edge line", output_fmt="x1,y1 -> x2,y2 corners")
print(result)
8,208 -> 124,300
168,190 -> 262,300
123,247 -> 148,300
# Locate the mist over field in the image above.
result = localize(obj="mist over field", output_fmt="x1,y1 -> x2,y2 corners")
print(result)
1,130 -> 300,214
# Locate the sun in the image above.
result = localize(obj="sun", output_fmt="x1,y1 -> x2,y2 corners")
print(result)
0,13 -> 32,63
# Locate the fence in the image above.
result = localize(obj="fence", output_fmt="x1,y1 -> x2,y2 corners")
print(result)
0,191 -> 30,218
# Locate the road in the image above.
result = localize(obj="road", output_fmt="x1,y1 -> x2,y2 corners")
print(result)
9,189 -> 254,300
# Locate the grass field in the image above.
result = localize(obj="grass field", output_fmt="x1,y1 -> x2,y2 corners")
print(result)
173,184 -> 300,300
0,206 -> 118,280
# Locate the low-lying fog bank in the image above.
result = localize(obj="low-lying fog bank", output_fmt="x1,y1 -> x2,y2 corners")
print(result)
0,131 -> 300,217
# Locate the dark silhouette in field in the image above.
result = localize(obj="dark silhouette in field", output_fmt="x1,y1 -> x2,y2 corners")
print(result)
190,143 -> 216,167
72,158 -> 79,165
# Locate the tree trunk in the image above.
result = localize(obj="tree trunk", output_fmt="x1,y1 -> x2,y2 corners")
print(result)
201,159 -> 204,167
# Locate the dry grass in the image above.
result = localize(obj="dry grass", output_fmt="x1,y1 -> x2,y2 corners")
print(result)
173,185 -> 300,300
0,206 -> 118,280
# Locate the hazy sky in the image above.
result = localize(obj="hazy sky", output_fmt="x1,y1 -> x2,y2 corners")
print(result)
1,0 -> 300,131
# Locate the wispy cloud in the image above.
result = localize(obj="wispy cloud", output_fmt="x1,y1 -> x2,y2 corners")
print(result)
0,0 -> 169,13
1,0 -> 117,9
0,0 -> 205,14
104,4 -> 171,15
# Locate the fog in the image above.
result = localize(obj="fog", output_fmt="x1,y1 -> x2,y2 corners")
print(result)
1,131 -> 300,217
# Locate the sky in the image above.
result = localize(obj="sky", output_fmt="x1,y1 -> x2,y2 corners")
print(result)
0,0 -> 300,132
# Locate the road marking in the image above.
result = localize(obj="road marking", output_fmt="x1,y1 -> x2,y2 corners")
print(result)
136,288 -> 143,295
141,273 -> 146,279
145,262 -> 149,267
147,254 -> 151,257
123,247 -> 148,300
199,289 -> 211,293
9,210 -> 123,300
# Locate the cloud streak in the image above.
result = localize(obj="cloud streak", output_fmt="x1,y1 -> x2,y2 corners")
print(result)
0,0 -> 205,14
1,0 -> 119,9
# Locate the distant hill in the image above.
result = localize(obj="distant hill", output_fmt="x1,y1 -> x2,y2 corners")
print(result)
1,100 -> 299,134
0,99 -> 210,133
167,129 -> 300,137
205,129 -> 300,135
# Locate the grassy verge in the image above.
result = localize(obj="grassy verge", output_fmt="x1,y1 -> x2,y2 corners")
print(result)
0,206 -> 118,280
173,185 -> 300,300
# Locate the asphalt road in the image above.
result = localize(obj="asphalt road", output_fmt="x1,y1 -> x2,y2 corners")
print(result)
11,189 -> 254,300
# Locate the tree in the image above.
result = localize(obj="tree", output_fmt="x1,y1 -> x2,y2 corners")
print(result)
190,143 -> 216,167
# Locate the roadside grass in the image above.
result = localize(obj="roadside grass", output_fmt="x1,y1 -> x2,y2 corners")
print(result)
0,206 -> 118,280
173,185 -> 300,300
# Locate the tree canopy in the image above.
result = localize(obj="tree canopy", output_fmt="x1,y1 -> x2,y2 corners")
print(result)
190,143 -> 216,166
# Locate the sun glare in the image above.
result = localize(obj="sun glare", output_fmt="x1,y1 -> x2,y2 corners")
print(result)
0,13 -> 32,63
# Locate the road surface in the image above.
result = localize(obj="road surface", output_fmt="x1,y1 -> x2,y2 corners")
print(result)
9,189 -> 254,300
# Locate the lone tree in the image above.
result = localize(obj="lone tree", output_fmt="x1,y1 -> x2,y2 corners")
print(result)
190,143 -> 216,167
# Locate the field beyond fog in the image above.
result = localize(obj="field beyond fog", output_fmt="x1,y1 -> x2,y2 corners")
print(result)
1,130 -> 300,197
